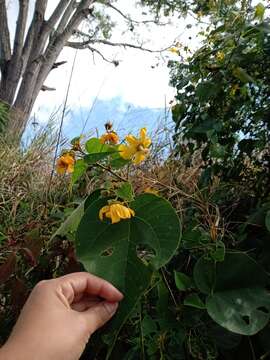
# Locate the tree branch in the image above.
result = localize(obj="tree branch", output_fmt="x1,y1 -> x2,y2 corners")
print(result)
13,0 -> 29,64
32,0 -> 95,109
0,0 -> 11,68
47,0 -> 72,31
104,2 -> 168,26
67,37 -> 170,53
94,39 -> 169,52
66,41 -> 119,65
56,0 -> 77,35
41,85 -> 56,91
21,0 -> 48,73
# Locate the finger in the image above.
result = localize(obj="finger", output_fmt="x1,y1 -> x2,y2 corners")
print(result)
56,272 -> 123,304
71,299 -> 100,312
81,301 -> 119,334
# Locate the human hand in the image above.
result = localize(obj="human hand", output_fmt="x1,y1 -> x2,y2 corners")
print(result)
0,272 -> 123,360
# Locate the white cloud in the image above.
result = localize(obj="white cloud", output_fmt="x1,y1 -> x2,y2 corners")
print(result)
32,0 -> 204,117
7,1 -> 204,130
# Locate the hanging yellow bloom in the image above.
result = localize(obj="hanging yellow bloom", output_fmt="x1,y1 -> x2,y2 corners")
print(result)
99,202 -> 135,224
216,51 -> 225,62
100,132 -> 119,145
56,153 -> 75,174
169,47 -> 180,55
230,84 -> 240,97
119,128 -> 151,165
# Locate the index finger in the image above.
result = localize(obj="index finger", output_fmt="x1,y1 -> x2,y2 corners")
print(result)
56,272 -> 124,304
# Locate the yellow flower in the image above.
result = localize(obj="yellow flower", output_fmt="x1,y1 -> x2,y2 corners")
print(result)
230,84 -> 240,97
99,202 -> 135,224
216,51 -> 225,62
169,47 -> 180,55
56,153 -> 75,174
100,132 -> 119,145
119,128 -> 151,165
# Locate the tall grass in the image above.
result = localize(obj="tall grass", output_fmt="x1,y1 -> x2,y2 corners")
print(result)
0,128 -> 70,240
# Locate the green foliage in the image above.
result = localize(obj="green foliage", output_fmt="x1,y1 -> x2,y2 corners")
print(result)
76,193 -> 181,355
195,253 -> 270,335
170,4 -> 270,190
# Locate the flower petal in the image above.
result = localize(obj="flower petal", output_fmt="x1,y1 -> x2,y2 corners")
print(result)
110,205 -> 121,224
126,134 -> 138,146
139,128 -> 147,141
99,206 -> 110,221
119,144 -> 136,160
133,151 -> 146,165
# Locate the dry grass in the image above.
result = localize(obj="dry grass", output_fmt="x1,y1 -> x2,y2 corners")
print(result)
0,130 -> 70,240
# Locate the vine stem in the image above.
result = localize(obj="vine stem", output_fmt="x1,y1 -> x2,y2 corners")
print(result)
248,337 -> 256,360
161,267 -> 178,307
139,302 -> 146,360
94,162 -> 127,182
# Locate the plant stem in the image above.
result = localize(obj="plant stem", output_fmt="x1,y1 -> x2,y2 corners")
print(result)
94,162 -> 127,182
161,267 -> 178,307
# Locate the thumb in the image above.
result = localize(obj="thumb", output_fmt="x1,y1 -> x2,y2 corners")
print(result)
81,301 -> 119,334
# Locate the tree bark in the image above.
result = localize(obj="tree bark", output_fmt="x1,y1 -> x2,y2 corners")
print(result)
2,0 -> 95,138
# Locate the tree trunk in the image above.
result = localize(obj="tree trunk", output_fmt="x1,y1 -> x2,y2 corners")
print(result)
0,0 -> 95,139
6,107 -> 30,139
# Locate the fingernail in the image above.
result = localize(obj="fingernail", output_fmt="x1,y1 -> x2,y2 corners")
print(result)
104,302 -> 118,314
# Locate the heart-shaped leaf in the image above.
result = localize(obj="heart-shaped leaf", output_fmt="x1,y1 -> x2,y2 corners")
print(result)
76,193 -> 181,352
194,253 -> 270,335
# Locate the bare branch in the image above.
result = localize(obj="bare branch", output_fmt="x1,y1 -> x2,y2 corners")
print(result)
51,61 -> 67,70
0,0 -> 11,67
66,41 -> 119,64
56,0 -> 77,34
104,2 -> 168,26
41,85 -> 56,91
47,0 -> 72,30
85,39 -> 171,53
22,0 -> 48,72
32,0 -> 95,106
13,0 -> 29,62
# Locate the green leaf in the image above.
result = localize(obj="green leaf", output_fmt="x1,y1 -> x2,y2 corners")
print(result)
194,257 -> 216,294
196,82 -> 220,102
84,190 -> 102,211
184,294 -> 205,309
207,288 -> 270,335
255,3 -> 265,21
209,144 -> 226,159
109,151 -> 129,169
115,182 -> 134,202
84,152 -> 115,164
70,136 -> 81,146
174,271 -> 193,291
72,159 -> 88,184
195,253 -> 270,335
76,194 -> 181,354
51,202 -> 85,241
131,194 -> 181,269
265,210 -> 270,232
85,138 -> 112,154
233,67 -> 255,84
210,241 -> 225,262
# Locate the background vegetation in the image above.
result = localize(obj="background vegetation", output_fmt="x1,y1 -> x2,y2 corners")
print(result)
1,0 -> 270,359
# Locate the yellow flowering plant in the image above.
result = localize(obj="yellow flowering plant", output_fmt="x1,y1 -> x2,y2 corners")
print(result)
54,124 -> 181,357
